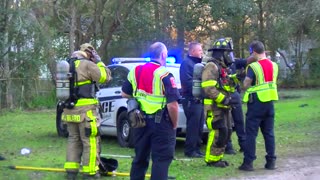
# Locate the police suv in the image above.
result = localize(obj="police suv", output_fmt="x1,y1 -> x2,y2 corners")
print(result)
56,57 -> 208,147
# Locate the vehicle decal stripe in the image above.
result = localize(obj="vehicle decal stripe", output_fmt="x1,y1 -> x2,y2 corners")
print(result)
98,96 -> 123,102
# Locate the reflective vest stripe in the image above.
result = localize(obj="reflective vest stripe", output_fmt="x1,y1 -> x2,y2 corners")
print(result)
201,80 -> 217,87
243,61 -> 278,102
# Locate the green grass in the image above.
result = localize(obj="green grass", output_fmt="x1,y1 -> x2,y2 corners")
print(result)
0,89 -> 320,180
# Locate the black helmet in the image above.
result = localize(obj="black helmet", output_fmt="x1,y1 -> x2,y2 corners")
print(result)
208,37 -> 233,51
99,157 -> 118,175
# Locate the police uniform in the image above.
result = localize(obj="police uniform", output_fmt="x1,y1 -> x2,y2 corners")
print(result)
62,55 -> 110,177
240,58 -> 278,170
180,55 -> 205,157
122,61 -> 180,180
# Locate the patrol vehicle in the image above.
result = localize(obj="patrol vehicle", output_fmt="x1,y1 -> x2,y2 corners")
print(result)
56,57 -> 208,147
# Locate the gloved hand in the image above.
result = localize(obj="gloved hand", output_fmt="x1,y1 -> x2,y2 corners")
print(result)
221,96 -> 238,106
91,50 -> 101,63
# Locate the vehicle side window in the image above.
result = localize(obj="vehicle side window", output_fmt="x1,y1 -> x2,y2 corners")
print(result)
100,66 -> 129,88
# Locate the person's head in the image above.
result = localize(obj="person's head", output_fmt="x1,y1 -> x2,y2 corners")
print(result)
249,40 -> 266,60
148,42 -> 168,66
208,37 -> 235,67
71,50 -> 88,59
80,43 -> 95,61
188,42 -> 203,59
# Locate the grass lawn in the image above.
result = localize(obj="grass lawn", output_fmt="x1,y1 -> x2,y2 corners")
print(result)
0,89 -> 319,180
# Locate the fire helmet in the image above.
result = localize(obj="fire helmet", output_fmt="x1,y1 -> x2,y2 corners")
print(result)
208,37 -> 235,66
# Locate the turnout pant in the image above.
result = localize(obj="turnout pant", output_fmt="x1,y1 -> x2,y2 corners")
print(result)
205,107 -> 232,163
64,109 -> 100,175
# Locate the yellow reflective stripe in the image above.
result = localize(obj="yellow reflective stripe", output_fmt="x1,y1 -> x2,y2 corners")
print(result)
223,85 -> 235,92
153,66 -> 168,95
204,98 -> 213,105
246,82 -> 277,93
76,80 -> 91,86
206,111 -> 213,130
216,93 -> 225,103
97,62 -> 107,84
61,114 -> 81,122
75,98 -> 98,107
75,60 -> 81,67
82,110 -> 99,175
205,130 -> 224,162
64,162 -> 80,170
228,74 -> 240,84
201,80 -> 217,87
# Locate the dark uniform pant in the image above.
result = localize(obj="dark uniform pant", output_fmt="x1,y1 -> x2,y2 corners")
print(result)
227,91 -> 246,149
182,98 -> 204,155
243,94 -> 276,163
64,109 -> 100,175
205,108 -> 232,163
130,112 -> 176,180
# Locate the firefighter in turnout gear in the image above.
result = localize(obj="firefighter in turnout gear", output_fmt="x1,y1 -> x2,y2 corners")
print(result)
62,44 -> 111,179
201,38 -> 238,167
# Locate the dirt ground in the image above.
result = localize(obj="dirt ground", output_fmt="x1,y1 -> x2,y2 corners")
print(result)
226,153 -> 320,180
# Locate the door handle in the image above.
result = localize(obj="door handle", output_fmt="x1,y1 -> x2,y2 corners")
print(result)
114,90 -> 121,94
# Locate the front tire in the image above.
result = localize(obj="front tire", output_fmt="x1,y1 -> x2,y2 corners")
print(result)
116,111 -> 134,148
56,103 -> 68,137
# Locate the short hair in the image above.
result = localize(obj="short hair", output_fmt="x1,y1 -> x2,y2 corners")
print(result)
188,42 -> 201,53
249,40 -> 265,54
149,42 -> 166,59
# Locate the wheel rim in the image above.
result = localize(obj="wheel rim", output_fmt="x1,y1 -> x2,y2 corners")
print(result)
122,120 -> 130,141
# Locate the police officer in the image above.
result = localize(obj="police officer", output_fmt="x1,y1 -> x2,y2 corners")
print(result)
201,38 -> 238,167
239,40 -> 278,171
62,44 -> 111,179
121,42 -> 180,180
180,42 -> 205,158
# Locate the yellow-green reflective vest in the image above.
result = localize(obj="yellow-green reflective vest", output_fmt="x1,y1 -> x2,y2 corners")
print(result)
128,65 -> 168,114
243,60 -> 279,103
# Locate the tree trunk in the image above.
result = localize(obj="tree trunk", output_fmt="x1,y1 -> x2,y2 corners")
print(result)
69,0 -> 76,55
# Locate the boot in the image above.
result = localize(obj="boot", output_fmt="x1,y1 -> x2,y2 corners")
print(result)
82,173 -> 101,179
66,172 -> 78,180
238,161 -> 254,171
207,160 -> 229,168
225,142 -> 236,155
265,159 -> 276,170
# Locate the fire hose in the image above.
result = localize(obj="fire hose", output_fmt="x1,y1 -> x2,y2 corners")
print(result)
8,165 -> 176,179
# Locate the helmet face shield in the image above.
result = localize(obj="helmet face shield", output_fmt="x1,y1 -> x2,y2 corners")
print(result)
223,51 -> 235,66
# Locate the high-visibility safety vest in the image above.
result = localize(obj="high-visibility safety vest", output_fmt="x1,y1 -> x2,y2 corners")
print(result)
243,59 -> 279,103
128,62 -> 168,114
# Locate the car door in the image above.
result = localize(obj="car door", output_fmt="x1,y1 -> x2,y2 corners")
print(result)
97,65 -> 129,134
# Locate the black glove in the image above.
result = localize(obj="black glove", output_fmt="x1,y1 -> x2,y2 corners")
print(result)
221,96 -> 238,106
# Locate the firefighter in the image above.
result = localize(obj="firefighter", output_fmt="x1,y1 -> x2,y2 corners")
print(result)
239,40 -> 278,171
62,44 -> 111,179
121,42 -> 180,180
201,38 -> 238,167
